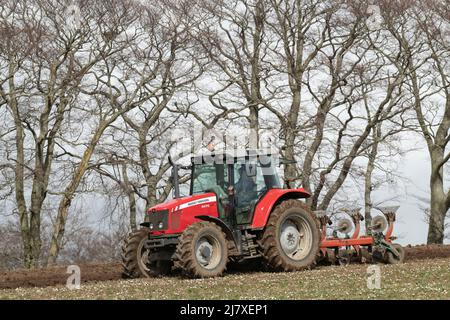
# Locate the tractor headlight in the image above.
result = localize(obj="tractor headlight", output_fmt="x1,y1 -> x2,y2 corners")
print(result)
149,223 -> 154,230
158,222 -> 164,229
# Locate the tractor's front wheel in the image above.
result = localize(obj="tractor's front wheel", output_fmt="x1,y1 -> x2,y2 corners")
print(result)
175,221 -> 228,278
261,199 -> 320,272
121,229 -> 172,278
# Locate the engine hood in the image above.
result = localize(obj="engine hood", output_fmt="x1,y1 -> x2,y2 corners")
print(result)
147,193 -> 217,213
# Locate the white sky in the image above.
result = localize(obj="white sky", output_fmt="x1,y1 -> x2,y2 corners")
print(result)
384,142 -> 449,245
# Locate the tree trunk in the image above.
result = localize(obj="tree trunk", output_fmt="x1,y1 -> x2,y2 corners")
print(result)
248,104 -> 259,149
122,164 -> 136,231
47,129 -> 104,265
283,140 -> 297,188
408,62 -> 449,244
301,105 -> 327,198
12,103 -> 33,267
283,91 -> 301,188
428,185 -> 446,244
364,125 -> 380,234
427,148 -> 447,244
318,125 -> 373,210
128,191 -> 137,231
248,1 -> 263,150
28,201 -> 43,267
8,66 -> 35,268
147,180 -> 158,208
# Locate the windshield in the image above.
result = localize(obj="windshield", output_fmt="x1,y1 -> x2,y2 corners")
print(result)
191,163 -> 228,199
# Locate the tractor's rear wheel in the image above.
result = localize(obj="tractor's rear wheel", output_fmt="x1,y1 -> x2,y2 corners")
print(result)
386,243 -> 405,264
121,229 -> 172,278
261,199 -> 320,272
175,221 -> 228,278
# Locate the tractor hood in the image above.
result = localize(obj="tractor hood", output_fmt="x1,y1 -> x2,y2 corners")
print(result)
145,193 -> 219,234
147,193 -> 217,214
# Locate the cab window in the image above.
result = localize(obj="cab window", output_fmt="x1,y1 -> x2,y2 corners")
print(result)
191,163 -> 228,199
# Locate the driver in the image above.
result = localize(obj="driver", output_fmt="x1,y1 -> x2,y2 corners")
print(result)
235,164 -> 257,208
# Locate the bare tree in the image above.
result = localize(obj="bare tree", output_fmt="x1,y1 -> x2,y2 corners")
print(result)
191,0 -> 411,213
261,1 -> 410,212
0,0 -> 111,267
188,0 -> 270,146
47,0 -> 206,263
382,0 -> 450,243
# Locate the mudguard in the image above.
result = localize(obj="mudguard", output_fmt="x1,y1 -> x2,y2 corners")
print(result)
251,188 -> 311,229
195,215 -> 239,249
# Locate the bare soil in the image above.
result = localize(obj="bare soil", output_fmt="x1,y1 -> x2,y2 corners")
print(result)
0,262 -> 122,290
404,244 -> 450,261
1,244 -> 449,290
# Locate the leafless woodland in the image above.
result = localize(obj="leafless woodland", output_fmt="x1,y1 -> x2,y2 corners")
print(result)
0,0 -> 449,269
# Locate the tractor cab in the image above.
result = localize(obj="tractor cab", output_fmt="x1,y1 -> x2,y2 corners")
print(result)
189,152 -> 282,226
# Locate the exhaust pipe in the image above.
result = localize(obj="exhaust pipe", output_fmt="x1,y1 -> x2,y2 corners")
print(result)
171,164 -> 180,199
168,156 -> 191,199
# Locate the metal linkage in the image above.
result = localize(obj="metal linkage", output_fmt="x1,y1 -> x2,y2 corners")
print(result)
314,210 -> 331,241
341,207 -> 364,239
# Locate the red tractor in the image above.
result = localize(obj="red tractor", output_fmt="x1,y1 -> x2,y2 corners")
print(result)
121,150 -> 405,278
122,151 -> 321,278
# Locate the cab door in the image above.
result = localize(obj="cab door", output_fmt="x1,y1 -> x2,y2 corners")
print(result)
233,160 -> 264,224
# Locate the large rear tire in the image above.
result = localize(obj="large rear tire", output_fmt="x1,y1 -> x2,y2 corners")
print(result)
175,221 -> 228,278
261,199 -> 320,272
121,229 -> 172,278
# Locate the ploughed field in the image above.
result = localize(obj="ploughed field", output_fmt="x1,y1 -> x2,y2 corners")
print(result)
1,244 -> 450,299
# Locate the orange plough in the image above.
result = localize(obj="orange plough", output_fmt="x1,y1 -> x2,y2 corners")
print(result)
315,206 -> 405,265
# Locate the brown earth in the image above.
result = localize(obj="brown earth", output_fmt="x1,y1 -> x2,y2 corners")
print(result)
404,244 -> 450,261
1,244 -> 450,290
0,262 -> 123,290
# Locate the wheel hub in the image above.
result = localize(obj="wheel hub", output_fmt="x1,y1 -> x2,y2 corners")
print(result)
196,239 -> 214,266
200,245 -> 212,260
281,221 -> 301,255
279,216 -> 313,261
